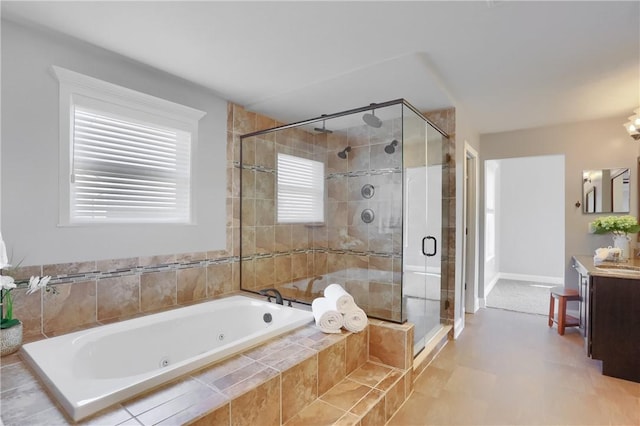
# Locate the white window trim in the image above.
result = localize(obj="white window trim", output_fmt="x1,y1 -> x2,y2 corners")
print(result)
52,65 -> 206,226
485,161 -> 498,261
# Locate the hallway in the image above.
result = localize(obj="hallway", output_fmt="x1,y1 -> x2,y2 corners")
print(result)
389,308 -> 640,425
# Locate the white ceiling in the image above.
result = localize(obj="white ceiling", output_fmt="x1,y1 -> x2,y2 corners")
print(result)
2,1 -> 639,134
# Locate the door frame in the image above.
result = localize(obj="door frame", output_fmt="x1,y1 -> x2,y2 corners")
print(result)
462,142 -> 480,314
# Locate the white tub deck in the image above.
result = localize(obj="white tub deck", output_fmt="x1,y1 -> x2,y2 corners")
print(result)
21,295 -> 313,421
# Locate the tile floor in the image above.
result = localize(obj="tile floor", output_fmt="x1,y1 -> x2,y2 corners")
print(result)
389,308 -> 640,426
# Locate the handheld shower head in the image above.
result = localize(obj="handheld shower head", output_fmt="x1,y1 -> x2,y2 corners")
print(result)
384,140 -> 398,154
337,146 -> 352,159
363,104 -> 382,128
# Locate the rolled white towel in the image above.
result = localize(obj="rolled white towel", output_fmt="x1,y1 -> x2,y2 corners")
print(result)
324,283 -> 356,313
343,308 -> 368,333
311,297 -> 343,334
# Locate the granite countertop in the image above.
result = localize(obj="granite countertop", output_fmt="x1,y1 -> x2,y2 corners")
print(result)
573,255 -> 640,280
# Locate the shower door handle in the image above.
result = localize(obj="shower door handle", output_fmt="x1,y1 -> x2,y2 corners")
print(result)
422,236 -> 437,257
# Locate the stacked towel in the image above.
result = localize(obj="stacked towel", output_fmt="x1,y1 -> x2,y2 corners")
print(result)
316,283 -> 367,333
342,307 -> 368,333
324,283 -> 357,313
311,297 -> 343,333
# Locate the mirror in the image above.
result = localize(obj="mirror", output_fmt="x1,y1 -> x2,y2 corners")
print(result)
582,168 -> 630,213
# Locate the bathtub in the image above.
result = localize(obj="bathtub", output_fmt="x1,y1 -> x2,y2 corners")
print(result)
21,294 -> 313,422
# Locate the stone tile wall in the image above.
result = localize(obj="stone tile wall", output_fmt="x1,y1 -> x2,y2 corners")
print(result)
6,252 -> 237,337
423,108 -> 457,331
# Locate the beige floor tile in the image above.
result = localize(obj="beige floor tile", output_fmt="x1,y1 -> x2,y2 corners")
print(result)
442,365 -> 497,397
412,366 -> 453,399
390,308 -> 640,426
389,389 -> 487,426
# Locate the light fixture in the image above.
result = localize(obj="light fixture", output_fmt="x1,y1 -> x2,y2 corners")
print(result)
623,108 -> 640,140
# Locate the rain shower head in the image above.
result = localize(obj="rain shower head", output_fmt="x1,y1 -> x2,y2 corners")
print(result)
363,104 -> 382,128
384,140 -> 398,154
337,146 -> 352,159
313,119 -> 333,134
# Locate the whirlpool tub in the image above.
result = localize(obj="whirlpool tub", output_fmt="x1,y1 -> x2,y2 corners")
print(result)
21,294 -> 313,421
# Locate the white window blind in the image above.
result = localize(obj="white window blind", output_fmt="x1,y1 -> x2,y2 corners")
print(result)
52,65 -> 205,226
277,153 -> 324,223
71,107 -> 191,223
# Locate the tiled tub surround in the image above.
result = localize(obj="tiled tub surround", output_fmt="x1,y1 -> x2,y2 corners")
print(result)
20,295 -> 314,422
2,252 -> 239,339
1,317 -> 416,425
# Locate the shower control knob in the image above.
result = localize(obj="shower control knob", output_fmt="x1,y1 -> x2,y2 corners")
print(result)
361,184 -> 375,199
361,209 -> 374,224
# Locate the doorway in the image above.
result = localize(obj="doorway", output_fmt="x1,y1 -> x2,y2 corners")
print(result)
483,155 -> 565,315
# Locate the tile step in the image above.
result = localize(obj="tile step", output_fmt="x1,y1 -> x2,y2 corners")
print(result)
284,361 -> 411,426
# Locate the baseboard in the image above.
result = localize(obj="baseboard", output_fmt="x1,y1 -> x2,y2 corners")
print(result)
498,272 -> 563,285
465,300 -> 481,314
454,317 -> 464,339
484,274 -> 500,298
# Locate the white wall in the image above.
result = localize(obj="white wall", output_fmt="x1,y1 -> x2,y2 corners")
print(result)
497,155 -> 564,282
1,20 -> 228,265
480,115 -> 638,291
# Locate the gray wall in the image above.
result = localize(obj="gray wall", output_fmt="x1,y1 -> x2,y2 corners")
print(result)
1,20 -> 228,265
497,155 -> 565,280
480,115 -> 638,292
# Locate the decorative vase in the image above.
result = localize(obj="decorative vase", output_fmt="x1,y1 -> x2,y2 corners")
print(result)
0,321 -> 23,356
612,233 -> 631,260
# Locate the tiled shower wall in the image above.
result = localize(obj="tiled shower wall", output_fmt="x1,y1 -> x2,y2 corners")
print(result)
4,102 -> 457,338
239,114 -> 404,321
423,109 -> 456,329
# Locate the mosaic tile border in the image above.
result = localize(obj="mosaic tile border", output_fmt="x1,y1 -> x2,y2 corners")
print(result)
240,248 -> 400,263
6,256 -> 239,287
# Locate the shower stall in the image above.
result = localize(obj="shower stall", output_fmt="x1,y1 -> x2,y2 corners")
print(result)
239,99 -> 447,356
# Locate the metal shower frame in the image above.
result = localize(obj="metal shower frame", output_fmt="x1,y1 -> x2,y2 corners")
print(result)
239,98 -> 450,140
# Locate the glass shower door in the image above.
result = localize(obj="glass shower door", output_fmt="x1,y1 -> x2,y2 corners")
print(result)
402,106 -> 443,356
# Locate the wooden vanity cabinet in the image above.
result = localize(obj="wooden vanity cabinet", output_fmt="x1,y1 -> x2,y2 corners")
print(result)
575,265 -> 591,354
590,275 -> 640,382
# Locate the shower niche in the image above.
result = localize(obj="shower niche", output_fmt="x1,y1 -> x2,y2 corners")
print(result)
239,99 -> 447,355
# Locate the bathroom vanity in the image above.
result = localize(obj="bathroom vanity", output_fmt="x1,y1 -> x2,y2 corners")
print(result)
573,255 -> 640,383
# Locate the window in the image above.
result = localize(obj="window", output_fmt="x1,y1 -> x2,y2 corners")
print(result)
52,66 -> 205,224
277,153 -> 324,223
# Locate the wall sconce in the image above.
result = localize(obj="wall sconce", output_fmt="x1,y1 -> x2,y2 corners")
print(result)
623,108 -> 640,140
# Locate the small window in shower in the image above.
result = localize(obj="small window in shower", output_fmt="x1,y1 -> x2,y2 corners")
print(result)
276,153 -> 324,223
